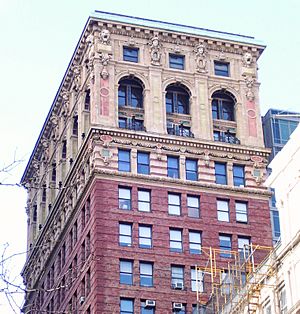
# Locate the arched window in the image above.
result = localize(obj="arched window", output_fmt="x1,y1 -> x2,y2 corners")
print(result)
212,91 -> 235,121
166,84 -> 190,115
118,77 -> 143,108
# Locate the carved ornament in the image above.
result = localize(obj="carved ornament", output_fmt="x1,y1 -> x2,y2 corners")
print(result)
149,35 -> 162,66
194,43 -> 208,73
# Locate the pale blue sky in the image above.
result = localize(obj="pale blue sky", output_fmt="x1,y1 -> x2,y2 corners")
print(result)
0,0 -> 299,312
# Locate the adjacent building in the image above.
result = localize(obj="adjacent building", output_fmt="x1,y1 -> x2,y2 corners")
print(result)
21,11 -> 272,313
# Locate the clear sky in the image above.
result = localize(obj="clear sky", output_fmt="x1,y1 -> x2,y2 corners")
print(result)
0,0 -> 299,312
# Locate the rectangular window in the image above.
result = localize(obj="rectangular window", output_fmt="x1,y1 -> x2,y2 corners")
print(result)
233,165 -> 245,186
123,47 -> 139,62
118,149 -> 131,172
119,187 -> 131,210
187,196 -> 200,218
137,152 -> 150,174
119,223 -> 132,247
279,287 -> 287,314
219,234 -> 232,258
215,162 -> 227,184
186,159 -> 198,181
169,54 -> 185,70
140,262 -> 153,287
191,268 -> 204,292
173,304 -> 186,313
217,199 -> 230,222
170,229 -> 183,252
271,209 -> 281,243
120,298 -> 134,314
235,201 -> 248,223
214,61 -> 229,77
141,300 -> 155,314
171,266 -> 184,287
189,231 -> 202,254
120,260 -> 133,285
238,236 -> 250,260
168,193 -> 181,215
138,189 -> 151,212
167,156 -> 179,178
139,225 -> 152,248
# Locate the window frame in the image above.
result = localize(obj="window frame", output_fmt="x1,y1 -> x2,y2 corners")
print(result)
214,61 -> 230,77
238,236 -> 251,260
119,223 -> 132,247
235,201 -> 248,223
123,46 -> 139,63
171,265 -> 184,287
233,164 -> 245,187
187,195 -> 200,218
219,234 -> 232,258
168,193 -> 181,216
118,78 -> 143,108
189,231 -> 202,254
166,85 -> 190,114
141,300 -> 155,314
120,298 -> 134,314
140,262 -> 153,287
186,159 -> 198,181
137,151 -> 150,175
191,268 -> 204,292
118,149 -> 131,172
170,229 -> 183,252
138,189 -> 151,212
169,53 -> 185,70
217,199 -> 230,222
118,187 -> 132,210
167,156 -> 180,178
139,225 -> 152,249
215,162 -> 227,185
120,260 -> 133,285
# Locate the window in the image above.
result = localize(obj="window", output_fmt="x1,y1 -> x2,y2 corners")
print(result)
215,162 -> 227,184
123,47 -> 139,62
119,117 -> 144,131
166,84 -> 189,114
170,229 -> 182,252
212,91 -> 235,121
217,200 -> 229,222
62,140 -> 67,159
238,236 -> 250,260
173,304 -> 186,314
233,165 -> 245,186
118,77 -> 143,108
139,225 -> 152,248
72,115 -> 78,136
186,159 -> 198,181
120,260 -> 133,285
271,209 -> 281,243
214,61 -> 229,77
118,149 -> 131,172
141,300 -> 155,314
191,268 -> 204,292
137,152 -> 150,174
272,118 -> 298,144
168,193 -> 181,215
119,187 -> 131,210
167,156 -> 179,178
120,298 -> 134,314
279,287 -> 287,314
219,234 -> 232,258
187,196 -> 200,218
119,223 -> 132,247
171,266 -> 184,287
84,89 -> 90,110
189,231 -> 201,254
169,54 -> 185,70
140,262 -> 153,287
235,201 -> 248,223
51,163 -> 56,182
192,304 -> 206,314
138,189 -> 151,212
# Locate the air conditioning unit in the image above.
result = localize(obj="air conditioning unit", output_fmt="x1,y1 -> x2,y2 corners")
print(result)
173,303 -> 183,310
145,300 -> 156,307
174,282 -> 184,290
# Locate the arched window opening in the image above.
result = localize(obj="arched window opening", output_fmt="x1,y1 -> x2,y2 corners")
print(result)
166,84 -> 190,115
212,91 -> 235,121
118,77 -> 143,108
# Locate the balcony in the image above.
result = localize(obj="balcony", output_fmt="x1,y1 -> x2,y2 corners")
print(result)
214,131 -> 240,144
167,124 -> 194,138
119,117 -> 146,131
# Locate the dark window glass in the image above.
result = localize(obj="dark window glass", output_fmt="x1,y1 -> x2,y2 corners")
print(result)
219,234 -> 232,258
186,159 -> 198,181
166,85 -> 189,114
118,78 -> 143,108
233,165 -> 245,186
120,298 -> 134,314
211,91 -> 235,121
137,152 -> 150,174
123,47 -> 139,62
214,61 -> 229,76
140,262 -> 153,287
169,54 -> 185,70
168,156 -> 179,178
62,140 -> 67,159
72,115 -> 78,136
85,89 -> 90,110
118,150 -> 131,172
215,162 -> 227,185
120,260 -> 133,285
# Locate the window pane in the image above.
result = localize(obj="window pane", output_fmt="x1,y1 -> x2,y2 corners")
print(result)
119,188 -> 131,210
217,200 -> 229,222
220,235 -> 231,258
123,47 -> 139,62
215,162 -> 227,185
139,226 -> 152,248
120,298 -> 134,314
118,150 -> 131,172
168,156 -> 179,178
189,231 -> 201,254
236,202 -> 247,223
138,190 -> 151,212
140,263 -> 153,286
120,261 -> 133,285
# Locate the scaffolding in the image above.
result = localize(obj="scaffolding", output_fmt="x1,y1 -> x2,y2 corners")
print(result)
195,244 -> 277,314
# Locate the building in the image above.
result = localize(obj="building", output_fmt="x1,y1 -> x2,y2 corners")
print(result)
21,11 -> 273,313
262,108 -> 300,162
220,124 -> 300,314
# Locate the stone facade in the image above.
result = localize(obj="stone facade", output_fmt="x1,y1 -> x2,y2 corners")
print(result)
21,11 -> 272,314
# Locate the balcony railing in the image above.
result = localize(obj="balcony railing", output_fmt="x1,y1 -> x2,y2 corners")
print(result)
119,118 -> 146,131
167,124 -> 194,138
214,131 -> 240,144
